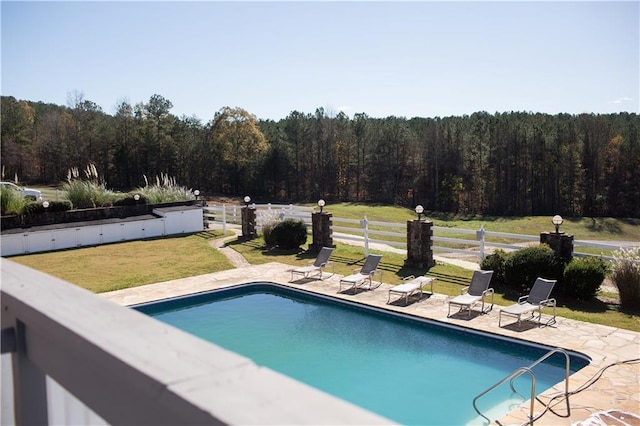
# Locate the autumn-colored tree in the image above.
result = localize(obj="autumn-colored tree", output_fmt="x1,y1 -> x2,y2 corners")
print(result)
209,107 -> 269,194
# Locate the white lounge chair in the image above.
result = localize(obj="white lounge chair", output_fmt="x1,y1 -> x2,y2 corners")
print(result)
388,275 -> 434,305
339,254 -> 383,293
447,270 -> 494,318
290,247 -> 335,282
499,277 -> 557,330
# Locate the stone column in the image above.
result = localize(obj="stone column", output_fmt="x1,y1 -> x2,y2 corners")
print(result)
241,205 -> 256,239
540,232 -> 574,260
405,219 -> 435,268
309,212 -> 333,252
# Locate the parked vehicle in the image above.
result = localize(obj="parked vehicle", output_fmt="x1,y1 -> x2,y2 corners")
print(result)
0,182 -> 42,201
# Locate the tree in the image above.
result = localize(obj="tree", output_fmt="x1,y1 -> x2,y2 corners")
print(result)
209,107 -> 269,193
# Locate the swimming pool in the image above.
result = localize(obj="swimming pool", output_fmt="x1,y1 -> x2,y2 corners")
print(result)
135,283 -> 589,425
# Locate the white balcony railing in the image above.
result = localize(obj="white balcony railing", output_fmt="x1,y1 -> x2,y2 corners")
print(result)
0,259 -> 391,426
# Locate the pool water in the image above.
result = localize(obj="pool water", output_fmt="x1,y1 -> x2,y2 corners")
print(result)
137,284 -> 588,425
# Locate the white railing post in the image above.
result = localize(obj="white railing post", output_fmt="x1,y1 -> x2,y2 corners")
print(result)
360,215 -> 369,256
222,204 -> 227,234
477,225 -> 486,261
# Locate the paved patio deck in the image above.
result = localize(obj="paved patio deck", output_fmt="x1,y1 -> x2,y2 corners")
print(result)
101,262 -> 640,425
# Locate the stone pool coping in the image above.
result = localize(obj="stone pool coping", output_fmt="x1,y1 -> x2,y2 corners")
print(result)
100,262 -> 640,425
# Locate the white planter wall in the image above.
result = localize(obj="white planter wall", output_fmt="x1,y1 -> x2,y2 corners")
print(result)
1,206 -> 203,257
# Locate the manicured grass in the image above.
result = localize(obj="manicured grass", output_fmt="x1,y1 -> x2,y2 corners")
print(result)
6,203 -> 639,331
308,202 -> 640,241
8,231 -> 233,293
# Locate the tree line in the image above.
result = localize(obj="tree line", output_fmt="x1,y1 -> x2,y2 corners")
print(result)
1,94 -> 638,217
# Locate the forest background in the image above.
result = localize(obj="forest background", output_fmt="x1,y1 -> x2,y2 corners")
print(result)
1,93 -> 638,218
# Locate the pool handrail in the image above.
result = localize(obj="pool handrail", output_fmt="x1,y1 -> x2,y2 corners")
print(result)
473,347 -> 571,425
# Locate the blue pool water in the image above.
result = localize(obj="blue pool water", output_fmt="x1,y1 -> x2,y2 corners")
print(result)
136,284 -> 589,425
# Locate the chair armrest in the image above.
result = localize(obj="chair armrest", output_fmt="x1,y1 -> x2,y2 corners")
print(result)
517,295 -> 529,304
483,288 -> 494,296
540,298 -> 556,307
402,275 -> 415,282
460,286 -> 470,295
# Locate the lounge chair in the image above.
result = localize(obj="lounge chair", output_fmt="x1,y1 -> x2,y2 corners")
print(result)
388,275 -> 434,305
290,247 -> 335,282
339,254 -> 383,293
499,277 -> 557,330
447,270 -> 494,318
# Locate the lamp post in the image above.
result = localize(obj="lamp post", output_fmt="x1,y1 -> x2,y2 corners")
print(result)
318,199 -> 325,213
552,215 -> 563,234
134,194 -> 140,206
415,205 -> 424,221
244,195 -> 251,207
194,190 -> 200,201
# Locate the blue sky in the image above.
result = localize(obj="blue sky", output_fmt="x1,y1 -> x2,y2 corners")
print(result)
2,1 -> 638,121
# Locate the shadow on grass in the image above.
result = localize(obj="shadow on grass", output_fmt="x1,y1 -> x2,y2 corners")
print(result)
581,217 -> 623,234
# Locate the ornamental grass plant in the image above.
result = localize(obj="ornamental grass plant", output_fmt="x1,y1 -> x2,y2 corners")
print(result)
62,164 -> 117,209
611,247 -> 640,310
136,174 -> 196,204
0,184 -> 28,215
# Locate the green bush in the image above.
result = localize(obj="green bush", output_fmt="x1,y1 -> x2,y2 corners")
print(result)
480,249 -> 508,287
562,257 -> 609,300
113,194 -> 149,206
262,220 -> 278,247
23,200 -> 72,215
271,219 -> 307,250
611,248 -> 640,310
503,244 -> 565,293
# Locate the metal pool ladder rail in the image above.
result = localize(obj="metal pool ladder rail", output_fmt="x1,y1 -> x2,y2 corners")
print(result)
473,348 -> 571,425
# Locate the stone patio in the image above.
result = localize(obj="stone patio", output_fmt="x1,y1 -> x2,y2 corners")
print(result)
100,262 -> 640,426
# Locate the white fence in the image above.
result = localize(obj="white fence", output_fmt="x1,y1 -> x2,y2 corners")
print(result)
203,204 -> 636,263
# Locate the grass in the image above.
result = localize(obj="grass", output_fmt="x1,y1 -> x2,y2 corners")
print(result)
311,202 -> 640,241
6,203 -> 639,331
8,231 -> 233,293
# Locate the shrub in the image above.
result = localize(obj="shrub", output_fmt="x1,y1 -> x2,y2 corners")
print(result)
258,209 -> 282,247
271,219 -> 307,250
503,244 -> 565,293
480,249 -> 508,287
611,247 -> 640,310
23,200 -> 72,215
562,257 -> 608,300
113,194 -> 149,206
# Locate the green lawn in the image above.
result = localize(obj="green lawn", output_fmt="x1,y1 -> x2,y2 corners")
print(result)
9,230 -> 233,293
6,207 -> 639,332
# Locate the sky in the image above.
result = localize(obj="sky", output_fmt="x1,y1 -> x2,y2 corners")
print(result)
2,1 -> 638,122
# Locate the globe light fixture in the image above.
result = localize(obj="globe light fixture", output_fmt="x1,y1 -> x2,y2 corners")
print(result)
194,189 -> 200,201
318,199 -> 326,213
244,195 -> 251,207
552,215 -> 563,234
415,204 -> 424,221
42,201 -> 50,209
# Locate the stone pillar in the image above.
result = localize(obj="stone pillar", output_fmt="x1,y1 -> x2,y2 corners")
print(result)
540,232 -> 574,260
309,212 -> 333,252
241,205 -> 256,239
405,219 -> 435,268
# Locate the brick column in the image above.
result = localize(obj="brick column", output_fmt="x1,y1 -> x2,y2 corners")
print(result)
405,219 -> 435,268
540,232 -> 574,260
309,212 -> 333,252
241,206 -> 256,239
